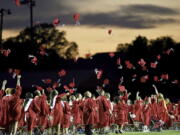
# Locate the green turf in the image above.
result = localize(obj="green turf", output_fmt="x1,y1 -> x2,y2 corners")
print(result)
78,130 -> 180,135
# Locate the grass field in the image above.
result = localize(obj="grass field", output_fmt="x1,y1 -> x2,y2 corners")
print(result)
78,130 -> 180,135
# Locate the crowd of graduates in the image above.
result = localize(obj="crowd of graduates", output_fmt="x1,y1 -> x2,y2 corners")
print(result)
0,73 -> 180,135
1,1 -> 180,135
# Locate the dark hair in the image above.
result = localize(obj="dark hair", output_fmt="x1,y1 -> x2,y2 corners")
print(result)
11,89 -> 16,94
25,92 -> 33,99
51,90 -> 58,96
34,90 -> 41,96
114,96 -> 120,104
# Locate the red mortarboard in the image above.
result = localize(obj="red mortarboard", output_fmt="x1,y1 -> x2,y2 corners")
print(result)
103,78 -> 109,85
73,13 -> 80,25
63,85 -> 69,90
109,52 -> 115,58
140,75 -> 149,83
153,76 -> 159,82
150,61 -> 158,69
28,55 -> 38,65
46,87 -> 53,92
42,79 -> 52,84
69,78 -> 75,88
73,13 -> 80,21
34,85 -> 43,91
117,58 -> 121,65
138,58 -> 146,67
118,85 -> 126,92
125,60 -> 134,69
85,53 -> 93,59
53,17 -> 60,26
15,0 -> 20,6
58,69 -> 66,77
2,49 -> 11,57
53,82 -> 61,89
164,48 -> 174,55
161,73 -> 169,80
97,69 -> 103,79
156,54 -> 161,60
108,29 -> 112,35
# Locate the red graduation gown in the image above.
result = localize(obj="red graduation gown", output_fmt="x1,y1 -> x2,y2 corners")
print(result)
83,98 -> 96,125
62,101 -> 71,128
142,104 -> 151,126
96,96 -> 110,128
117,101 -> 128,125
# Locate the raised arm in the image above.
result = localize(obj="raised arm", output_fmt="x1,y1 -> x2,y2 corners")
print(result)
152,84 -> 159,95
136,91 -> 140,100
1,80 -> 7,91
128,92 -> 131,98
15,75 -> 22,97
17,75 -> 21,86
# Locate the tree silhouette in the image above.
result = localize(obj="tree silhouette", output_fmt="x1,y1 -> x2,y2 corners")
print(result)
3,23 -> 79,60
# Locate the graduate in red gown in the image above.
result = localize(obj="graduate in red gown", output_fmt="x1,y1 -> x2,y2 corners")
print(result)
75,93 -> 84,125
134,91 -> 143,122
62,94 -> 71,135
96,90 -> 111,133
105,93 -> 112,128
91,94 -> 99,129
26,89 -> 44,135
20,92 -> 33,134
2,75 -> 23,135
69,95 -> 77,135
83,91 -> 96,135
70,93 -> 84,134
142,97 -> 151,132
50,91 -> 68,135
152,84 -> 169,131
150,95 -> 159,121
175,101 -> 180,122
117,94 -> 129,134
0,80 -> 7,129
119,90 -> 131,124
38,90 -> 50,132
112,97 -> 119,132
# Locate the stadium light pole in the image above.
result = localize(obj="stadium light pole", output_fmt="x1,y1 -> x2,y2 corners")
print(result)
29,0 -> 35,31
20,0 -> 36,43
30,0 -> 34,43
0,9 -> 11,49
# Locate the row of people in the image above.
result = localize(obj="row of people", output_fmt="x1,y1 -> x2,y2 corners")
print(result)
0,76 -> 180,135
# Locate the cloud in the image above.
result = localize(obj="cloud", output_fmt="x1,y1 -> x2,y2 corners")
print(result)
81,14 -> 176,29
1,1 -> 179,29
121,4 -> 179,15
81,4 -> 179,29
